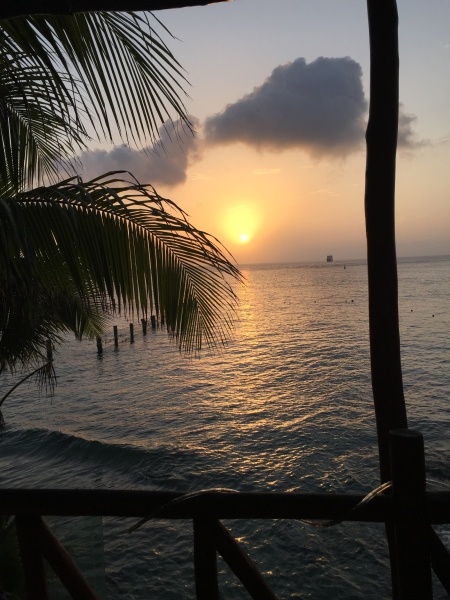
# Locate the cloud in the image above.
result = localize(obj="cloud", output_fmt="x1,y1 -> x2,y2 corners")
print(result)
79,118 -> 201,187
204,57 -> 368,158
398,109 -> 417,147
397,105 -> 428,150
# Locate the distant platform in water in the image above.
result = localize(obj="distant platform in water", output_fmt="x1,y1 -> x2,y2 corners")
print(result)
326,255 -> 333,262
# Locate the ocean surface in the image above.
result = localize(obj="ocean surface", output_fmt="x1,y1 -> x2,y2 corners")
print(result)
1,255 -> 449,599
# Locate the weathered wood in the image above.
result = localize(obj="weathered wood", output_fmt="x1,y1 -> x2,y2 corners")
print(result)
365,0 -> 407,484
38,519 -> 101,600
96,337 -> 103,355
193,517 -> 219,600
365,3 -> 407,594
15,516 -> 48,600
216,521 -> 279,600
0,489 -> 398,521
5,484 -> 450,598
150,315 -> 156,329
2,489 -> 448,522
430,527 -> 450,594
129,323 -> 134,343
390,429 -> 432,599
141,318 -> 147,335
1,488 -> 450,521
113,325 -> 119,348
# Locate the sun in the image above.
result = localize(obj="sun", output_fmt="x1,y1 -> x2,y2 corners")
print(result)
223,204 -> 260,245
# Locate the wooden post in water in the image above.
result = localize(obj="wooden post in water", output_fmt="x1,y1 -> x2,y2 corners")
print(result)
141,318 -> 147,335
113,326 -> 118,348
129,323 -> 134,343
96,337 -> 103,355
390,429 -> 432,599
150,315 -> 156,329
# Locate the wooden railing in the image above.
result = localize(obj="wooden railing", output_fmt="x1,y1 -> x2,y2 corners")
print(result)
2,429 -> 450,599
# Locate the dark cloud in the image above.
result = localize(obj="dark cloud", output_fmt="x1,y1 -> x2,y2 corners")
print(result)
79,118 -> 201,187
204,57 -> 368,157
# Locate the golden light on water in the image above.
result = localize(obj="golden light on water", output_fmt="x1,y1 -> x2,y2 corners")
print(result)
223,204 -> 260,245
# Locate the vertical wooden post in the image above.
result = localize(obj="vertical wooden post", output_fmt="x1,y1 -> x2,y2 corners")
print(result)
141,318 -> 147,335
15,516 -> 48,600
366,0 -> 407,483
96,337 -> 103,355
113,326 -> 118,348
390,429 -> 432,599
150,315 -> 156,329
129,323 -> 134,343
365,4 -> 406,594
193,518 -> 219,600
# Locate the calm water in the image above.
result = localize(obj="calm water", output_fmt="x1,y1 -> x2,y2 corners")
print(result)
1,255 -> 449,599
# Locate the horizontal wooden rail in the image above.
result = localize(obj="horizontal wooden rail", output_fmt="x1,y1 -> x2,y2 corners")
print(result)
2,488 -> 450,523
3,430 -> 449,599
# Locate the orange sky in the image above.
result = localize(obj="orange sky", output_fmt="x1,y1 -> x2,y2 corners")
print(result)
81,1 -> 450,264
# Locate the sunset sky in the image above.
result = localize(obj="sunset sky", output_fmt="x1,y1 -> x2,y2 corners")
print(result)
81,0 -> 449,265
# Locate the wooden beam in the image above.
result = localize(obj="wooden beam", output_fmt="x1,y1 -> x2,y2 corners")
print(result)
390,430 -> 432,599
2,488 -> 450,522
38,519 -> 101,600
365,0 -> 407,484
0,0 -> 230,20
0,489 -> 394,521
430,528 -> 450,594
216,521 -> 279,600
15,516 -> 48,600
193,517 -> 220,600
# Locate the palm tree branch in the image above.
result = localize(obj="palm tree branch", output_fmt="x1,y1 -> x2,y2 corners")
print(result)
1,13 -> 192,146
1,173 -> 242,370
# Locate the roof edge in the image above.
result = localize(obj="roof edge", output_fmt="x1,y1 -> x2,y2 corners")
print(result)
0,0 -> 230,20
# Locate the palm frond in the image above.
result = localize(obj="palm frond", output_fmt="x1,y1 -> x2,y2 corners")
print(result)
1,12 -> 191,146
0,46 -> 88,194
0,172 -> 242,372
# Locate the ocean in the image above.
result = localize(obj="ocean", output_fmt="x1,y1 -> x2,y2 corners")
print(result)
1,255 -> 449,599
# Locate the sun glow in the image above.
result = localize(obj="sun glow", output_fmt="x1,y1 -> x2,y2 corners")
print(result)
223,204 -> 260,245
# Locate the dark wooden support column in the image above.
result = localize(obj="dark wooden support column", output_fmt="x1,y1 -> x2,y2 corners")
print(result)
15,516 -> 48,600
365,0 -> 407,484
390,429 -> 432,599
365,3 -> 407,594
193,517 -> 219,600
